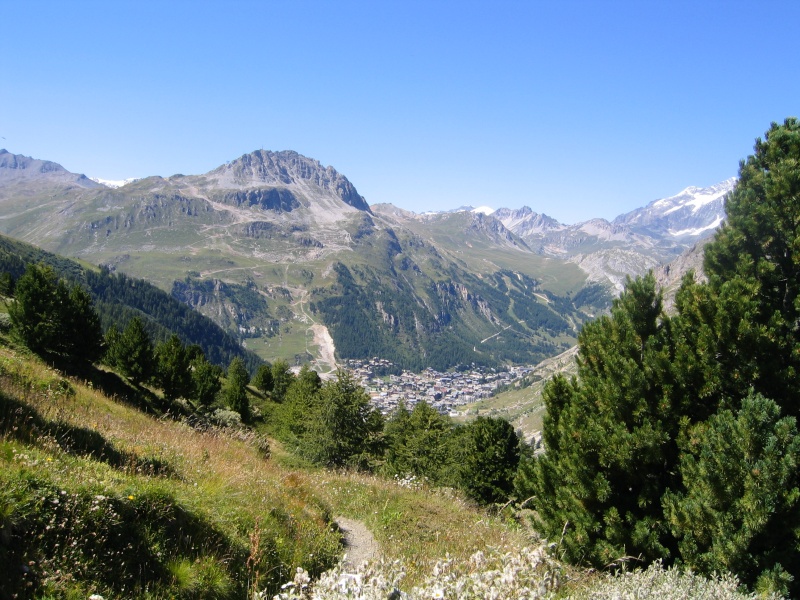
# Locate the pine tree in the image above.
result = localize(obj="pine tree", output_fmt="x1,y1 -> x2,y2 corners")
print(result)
383,401 -> 413,474
459,416 -> 520,505
106,316 -> 155,385
8,263 -> 62,353
223,357 -> 250,422
663,394 -> 800,596
154,334 -> 193,401
61,283 -> 104,367
276,365 -> 322,440
251,363 -> 274,395
702,117 -> 800,418
191,355 -> 222,407
384,400 -> 453,483
302,370 -> 383,469
270,359 -> 293,403
528,119 -> 800,594
8,263 -> 103,367
530,273 -> 678,566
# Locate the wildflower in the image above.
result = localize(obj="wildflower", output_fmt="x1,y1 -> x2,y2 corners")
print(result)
293,567 -> 310,588
127,495 -> 135,500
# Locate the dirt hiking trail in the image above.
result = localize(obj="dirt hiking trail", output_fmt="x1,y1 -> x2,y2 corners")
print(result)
335,516 -> 379,569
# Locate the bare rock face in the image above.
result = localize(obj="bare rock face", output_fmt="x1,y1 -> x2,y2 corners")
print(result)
205,150 -> 370,212
655,241 -> 709,312
465,212 -> 530,250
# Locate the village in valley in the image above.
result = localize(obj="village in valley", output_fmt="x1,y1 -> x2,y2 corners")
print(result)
343,358 -> 533,416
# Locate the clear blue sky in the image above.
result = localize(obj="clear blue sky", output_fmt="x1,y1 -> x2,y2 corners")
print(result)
2,1 -> 798,223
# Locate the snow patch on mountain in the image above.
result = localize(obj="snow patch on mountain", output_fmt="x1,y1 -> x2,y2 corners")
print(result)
668,215 -> 725,237
471,206 -> 496,216
91,177 -> 139,188
612,178 -> 736,240
656,180 -> 734,215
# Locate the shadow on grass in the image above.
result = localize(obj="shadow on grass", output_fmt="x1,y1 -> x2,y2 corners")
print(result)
24,349 -> 189,419
0,391 -> 177,478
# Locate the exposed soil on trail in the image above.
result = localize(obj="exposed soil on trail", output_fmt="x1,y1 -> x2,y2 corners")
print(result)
335,516 -> 379,569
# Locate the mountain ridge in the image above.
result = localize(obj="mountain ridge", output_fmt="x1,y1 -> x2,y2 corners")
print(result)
0,147 -> 730,369
0,148 -> 101,188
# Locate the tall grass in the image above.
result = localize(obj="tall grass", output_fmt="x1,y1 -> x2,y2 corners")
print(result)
0,344 -> 341,598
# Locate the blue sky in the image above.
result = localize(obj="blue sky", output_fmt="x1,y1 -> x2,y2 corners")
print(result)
2,1 -> 798,223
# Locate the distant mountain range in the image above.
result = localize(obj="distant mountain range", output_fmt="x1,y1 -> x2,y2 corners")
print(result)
0,148 -> 733,370
375,176 -> 733,293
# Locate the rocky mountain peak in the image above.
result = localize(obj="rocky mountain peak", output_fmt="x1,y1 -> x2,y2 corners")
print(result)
613,178 -> 736,238
0,149 -> 67,176
0,149 -> 100,187
493,206 -> 564,236
206,150 -> 370,212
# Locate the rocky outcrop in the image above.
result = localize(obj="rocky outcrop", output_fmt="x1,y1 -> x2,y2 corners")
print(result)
219,188 -> 300,212
206,150 -> 371,212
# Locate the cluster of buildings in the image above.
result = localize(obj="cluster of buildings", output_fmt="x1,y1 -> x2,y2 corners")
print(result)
344,358 -> 532,416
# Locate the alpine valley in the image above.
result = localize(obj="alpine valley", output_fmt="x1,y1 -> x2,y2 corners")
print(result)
0,148 -> 733,373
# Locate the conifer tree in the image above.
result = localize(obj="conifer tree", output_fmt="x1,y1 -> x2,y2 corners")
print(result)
154,334 -> 193,401
458,416 -> 520,505
270,359 -> 294,402
384,400 -> 453,483
223,357 -> 250,422
8,263 -> 62,353
302,370 -> 383,469
529,273 -> 678,565
62,283 -> 104,366
663,394 -> 800,596
9,263 -> 103,367
276,365 -> 322,440
528,119 -> 800,595
701,117 -> 800,418
191,354 -> 222,407
662,118 -> 800,594
383,401 -> 413,474
251,363 -> 274,395
106,316 -> 154,385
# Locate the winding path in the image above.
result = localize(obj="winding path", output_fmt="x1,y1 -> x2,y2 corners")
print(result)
335,516 -> 379,569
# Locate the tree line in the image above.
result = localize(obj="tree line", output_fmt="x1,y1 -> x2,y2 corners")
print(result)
516,118 -> 800,597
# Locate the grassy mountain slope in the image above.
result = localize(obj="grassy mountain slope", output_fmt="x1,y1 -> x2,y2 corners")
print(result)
0,339 -> 525,598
